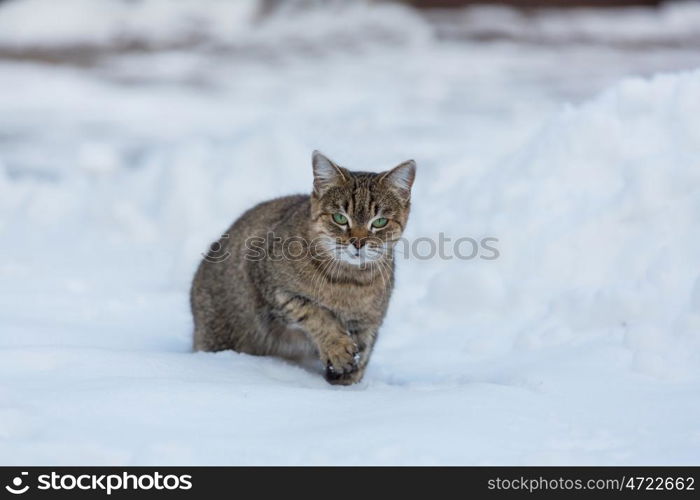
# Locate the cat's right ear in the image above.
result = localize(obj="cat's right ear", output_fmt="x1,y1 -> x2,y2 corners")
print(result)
312,150 -> 348,196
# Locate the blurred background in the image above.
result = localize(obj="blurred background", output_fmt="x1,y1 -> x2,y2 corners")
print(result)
1,0 -> 699,292
1,0 -> 700,465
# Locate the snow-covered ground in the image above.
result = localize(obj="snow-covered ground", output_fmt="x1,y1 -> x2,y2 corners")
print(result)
1,0 -> 700,465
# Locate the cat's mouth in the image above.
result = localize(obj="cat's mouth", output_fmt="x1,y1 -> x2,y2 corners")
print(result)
338,244 -> 384,266
315,235 -> 388,267
322,241 -> 386,267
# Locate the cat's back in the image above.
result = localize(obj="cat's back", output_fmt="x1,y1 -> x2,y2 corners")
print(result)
191,194 -> 309,310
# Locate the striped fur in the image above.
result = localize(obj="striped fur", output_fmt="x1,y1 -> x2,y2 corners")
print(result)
191,151 -> 415,385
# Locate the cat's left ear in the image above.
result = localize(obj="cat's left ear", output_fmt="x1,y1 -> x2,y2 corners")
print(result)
381,160 -> 416,201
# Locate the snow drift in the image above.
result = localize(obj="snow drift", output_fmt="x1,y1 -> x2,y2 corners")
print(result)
416,70 -> 700,383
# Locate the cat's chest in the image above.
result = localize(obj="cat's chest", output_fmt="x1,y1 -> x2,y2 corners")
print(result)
317,281 -> 389,321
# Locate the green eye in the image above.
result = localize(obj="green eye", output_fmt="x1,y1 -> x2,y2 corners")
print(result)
332,213 -> 348,225
371,217 -> 388,228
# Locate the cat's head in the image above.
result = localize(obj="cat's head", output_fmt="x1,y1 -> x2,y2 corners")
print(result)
309,150 -> 415,267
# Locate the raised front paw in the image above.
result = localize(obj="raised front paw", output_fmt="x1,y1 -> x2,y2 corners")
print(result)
322,336 -> 361,385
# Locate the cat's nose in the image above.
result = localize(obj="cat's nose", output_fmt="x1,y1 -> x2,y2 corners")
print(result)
352,238 -> 366,250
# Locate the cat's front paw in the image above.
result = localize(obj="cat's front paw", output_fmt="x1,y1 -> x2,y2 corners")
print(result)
325,362 -> 365,386
322,336 -> 360,385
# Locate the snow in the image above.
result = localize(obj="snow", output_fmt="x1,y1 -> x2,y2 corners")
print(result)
1,0 -> 700,465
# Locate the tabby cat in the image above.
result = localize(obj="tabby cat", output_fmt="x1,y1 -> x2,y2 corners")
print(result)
191,151 -> 415,385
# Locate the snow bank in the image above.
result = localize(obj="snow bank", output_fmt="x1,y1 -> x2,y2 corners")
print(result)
411,70 -> 700,383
